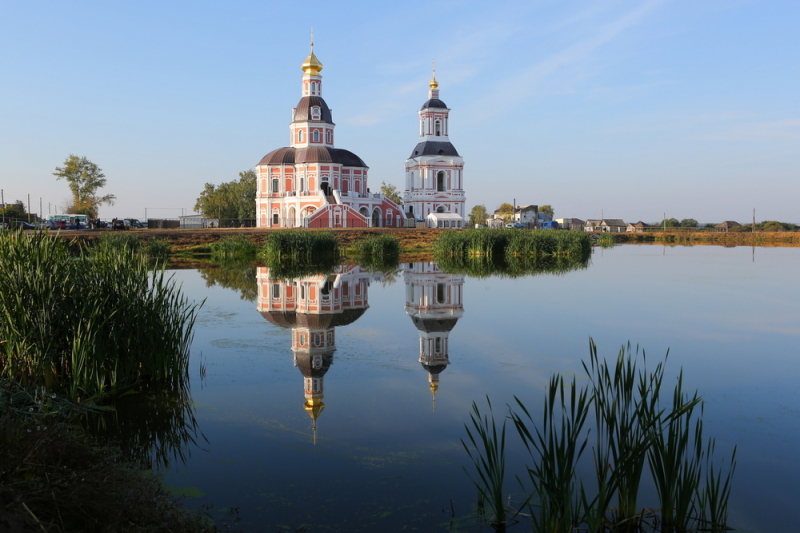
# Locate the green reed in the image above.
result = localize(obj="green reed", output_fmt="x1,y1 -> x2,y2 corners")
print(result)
434,228 -> 592,261
463,397 -> 510,531
208,234 -> 258,257
261,230 -> 339,261
462,339 -> 736,532
0,230 -> 199,398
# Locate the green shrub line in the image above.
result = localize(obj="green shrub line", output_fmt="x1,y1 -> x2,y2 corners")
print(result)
0,229 -> 200,398
434,228 -> 592,260
463,340 -> 736,532
437,254 -> 590,279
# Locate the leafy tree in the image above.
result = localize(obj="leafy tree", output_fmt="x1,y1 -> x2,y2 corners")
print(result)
195,170 -> 256,226
496,203 -> 514,221
53,155 -> 115,218
661,218 -> 680,228
0,200 -> 26,220
380,181 -> 403,206
469,205 -> 489,227
680,218 -> 698,228
540,204 -> 554,218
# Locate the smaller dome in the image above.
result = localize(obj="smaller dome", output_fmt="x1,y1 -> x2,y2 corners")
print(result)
422,362 -> 448,375
258,147 -> 295,166
421,98 -> 447,110
302,48 -> 323,75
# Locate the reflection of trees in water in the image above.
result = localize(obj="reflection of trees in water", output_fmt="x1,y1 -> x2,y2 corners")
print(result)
436,253 -> 590,278
199,260 -> 258,301
83,385 -> 204,470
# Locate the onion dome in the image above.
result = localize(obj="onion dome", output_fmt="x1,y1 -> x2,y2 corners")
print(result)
304,397 -> 325,419
302,45 -> 323,75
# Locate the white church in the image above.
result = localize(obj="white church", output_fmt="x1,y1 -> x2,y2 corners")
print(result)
255,41 -> 465,229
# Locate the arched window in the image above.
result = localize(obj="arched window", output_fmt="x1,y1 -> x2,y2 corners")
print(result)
436,283 -> 446,304
435,120 -> 441,136
300,177 -> 304,191
436,205 -> 446,213
410,172 -> 414,191
271,178 -> 279,193
298,129 -> 304,143
437,171 -> 446,192
313,130 -> 319,143
326,130 -> 332,144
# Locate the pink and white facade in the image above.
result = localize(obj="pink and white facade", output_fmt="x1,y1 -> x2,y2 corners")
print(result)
255,44 -> 404,229
403,74 -> 466,228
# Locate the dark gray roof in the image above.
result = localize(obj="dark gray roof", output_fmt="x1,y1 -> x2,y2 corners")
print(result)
409,141 -> 459,158
412,316 -> 459,332
421,362 -> 448,374
296,353 -> 334,378
421,98 -> 448,110
258,146 -> 367,167
293,96 -> 334,123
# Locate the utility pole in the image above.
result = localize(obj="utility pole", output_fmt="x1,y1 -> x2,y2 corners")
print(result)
663,212 -> 666,232
752,208 -> 756,233
1,189 -> 4,226
40,197 -> 43,223
27,194 -> 31,223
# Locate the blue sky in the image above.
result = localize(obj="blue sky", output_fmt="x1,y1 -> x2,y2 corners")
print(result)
1,0 -> 798,223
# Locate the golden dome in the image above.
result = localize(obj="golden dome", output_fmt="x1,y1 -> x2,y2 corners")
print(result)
429,74 -> 438,90
304,398 -> 325,420
302,46 -> 323,75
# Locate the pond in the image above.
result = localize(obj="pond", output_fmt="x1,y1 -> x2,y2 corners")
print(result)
113,244 -> 799,532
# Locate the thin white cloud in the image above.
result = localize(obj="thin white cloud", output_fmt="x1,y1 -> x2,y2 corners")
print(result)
467,0 -> 669,120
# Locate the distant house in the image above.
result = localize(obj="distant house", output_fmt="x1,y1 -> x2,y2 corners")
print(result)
512,205 -> 539,226
488,217 -> 505,229
584,219 -> 601,232
585,218 -> 626,232
627,221 -> 651,233
555,218 -> 584,230
716,221 -> 741,232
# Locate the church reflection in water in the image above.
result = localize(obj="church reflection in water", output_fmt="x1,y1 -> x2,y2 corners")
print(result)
256,265 -> 379,440
403,263 -> 465,410
256,262 -> 465,437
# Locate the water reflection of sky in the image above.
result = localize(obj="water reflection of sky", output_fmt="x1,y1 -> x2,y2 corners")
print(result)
166,245 -> 800,532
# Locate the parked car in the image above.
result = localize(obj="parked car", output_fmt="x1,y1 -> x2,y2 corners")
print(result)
4,220 -> 35,230
112,219 -> 126,230
505,222 -> 525,229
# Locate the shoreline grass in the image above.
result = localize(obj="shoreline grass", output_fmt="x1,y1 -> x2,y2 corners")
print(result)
0,229 -> 200,398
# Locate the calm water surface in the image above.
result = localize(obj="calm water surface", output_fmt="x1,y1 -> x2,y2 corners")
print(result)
154,245 -> 798,532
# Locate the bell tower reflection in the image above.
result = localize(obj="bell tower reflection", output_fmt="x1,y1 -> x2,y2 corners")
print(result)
403,262 -> 465,410
257,266 -> 373,441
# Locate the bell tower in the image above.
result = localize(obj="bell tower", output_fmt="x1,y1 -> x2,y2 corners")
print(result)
403,63 -> 466,227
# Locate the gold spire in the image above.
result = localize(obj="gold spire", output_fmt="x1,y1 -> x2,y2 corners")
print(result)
302,27 -> 323,75
304,398 -> 325,445
430,382 -> 439,412
429,60 -> 438,89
